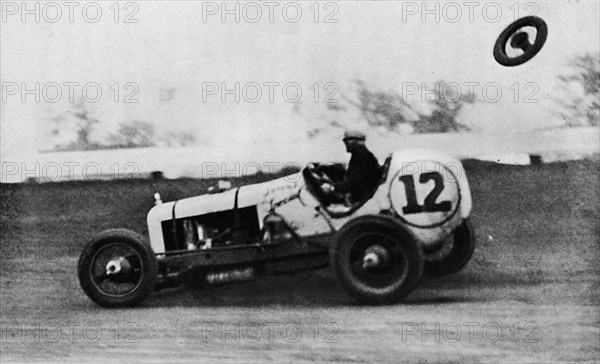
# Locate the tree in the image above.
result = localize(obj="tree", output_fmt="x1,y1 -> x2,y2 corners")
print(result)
409,80 -> 473,133
49,100 -> 103,151
311,79 -> 474,137
555,53 -> 599,127
158,131 -> 196,147
108,121 -> 156,148
352,79 -> 414,131
46,101 -> 197,151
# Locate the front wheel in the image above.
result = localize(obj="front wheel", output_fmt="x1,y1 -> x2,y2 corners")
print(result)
78,229 -> 157,308
424,219 -> 475,276
331,216 -> 424,304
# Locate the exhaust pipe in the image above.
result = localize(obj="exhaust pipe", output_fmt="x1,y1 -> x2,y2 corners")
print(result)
206,267 -> 256,285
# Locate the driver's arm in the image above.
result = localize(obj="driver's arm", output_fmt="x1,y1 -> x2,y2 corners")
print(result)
335,160 -> 362,194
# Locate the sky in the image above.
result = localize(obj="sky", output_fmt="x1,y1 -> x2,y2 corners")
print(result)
1,0 -> 599,163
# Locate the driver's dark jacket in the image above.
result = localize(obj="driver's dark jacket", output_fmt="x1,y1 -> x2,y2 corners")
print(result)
335,145 -> 381,202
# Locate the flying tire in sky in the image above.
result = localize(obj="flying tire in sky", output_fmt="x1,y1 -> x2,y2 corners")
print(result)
494,16 -> 548,67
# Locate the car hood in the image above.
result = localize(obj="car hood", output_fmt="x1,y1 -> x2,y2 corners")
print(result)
147,173 -> 304,223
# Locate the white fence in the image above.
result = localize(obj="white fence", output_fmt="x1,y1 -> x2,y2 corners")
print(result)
1,127 -> 598,183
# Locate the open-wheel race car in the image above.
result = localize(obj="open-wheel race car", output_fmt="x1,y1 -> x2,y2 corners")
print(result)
78,149 -> 475,307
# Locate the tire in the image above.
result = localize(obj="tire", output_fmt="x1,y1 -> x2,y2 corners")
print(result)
78,229 -> 157,308
424,219 -> 475,276
493,16 -> 548,67
331,215 -> 424,304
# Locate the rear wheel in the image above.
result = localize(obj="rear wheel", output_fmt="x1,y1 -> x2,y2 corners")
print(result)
78,229 -> 157,308
424,219 -> 475,276
331,216 -> 424,304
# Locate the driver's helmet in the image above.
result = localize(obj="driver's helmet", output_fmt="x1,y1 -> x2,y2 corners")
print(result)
343,130 -> 366,141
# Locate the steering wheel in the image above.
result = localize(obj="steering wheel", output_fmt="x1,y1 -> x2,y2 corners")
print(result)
307,163 -> 345,204
308,163 -> 334,184
493,16 -> 548,67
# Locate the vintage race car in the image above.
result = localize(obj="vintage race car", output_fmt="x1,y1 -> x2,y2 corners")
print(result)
78,149 -> 475,307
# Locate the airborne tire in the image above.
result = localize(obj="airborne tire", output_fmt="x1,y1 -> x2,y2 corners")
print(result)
493,16 -> 548,67
78,229 -> 157,308
330,216 -> 424,304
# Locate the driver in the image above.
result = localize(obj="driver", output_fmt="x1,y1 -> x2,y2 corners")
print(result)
324,130 -> 381,204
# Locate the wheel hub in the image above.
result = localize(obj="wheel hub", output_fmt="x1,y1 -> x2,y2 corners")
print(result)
106,257 -> 131,277
362,245 -> 390,269
510,31 -> 532,52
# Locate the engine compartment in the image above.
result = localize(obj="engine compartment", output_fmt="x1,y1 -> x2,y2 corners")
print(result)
161,206 -> 262,251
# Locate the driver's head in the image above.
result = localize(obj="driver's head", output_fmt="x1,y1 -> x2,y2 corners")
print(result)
343,130 -> 366,152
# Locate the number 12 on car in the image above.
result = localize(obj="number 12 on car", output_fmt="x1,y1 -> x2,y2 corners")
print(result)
399,172 -> 451,215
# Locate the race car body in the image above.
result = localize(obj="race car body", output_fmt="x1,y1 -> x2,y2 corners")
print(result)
147,149 -> 471,254
78,149 -> 475,308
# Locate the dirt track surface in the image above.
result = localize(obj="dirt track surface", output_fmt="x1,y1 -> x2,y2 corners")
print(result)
1,160 -> 598,363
